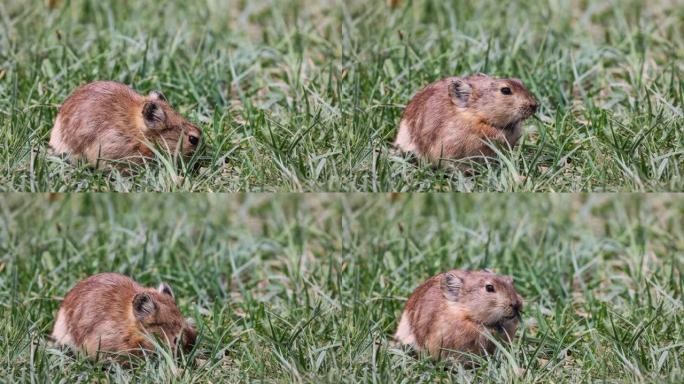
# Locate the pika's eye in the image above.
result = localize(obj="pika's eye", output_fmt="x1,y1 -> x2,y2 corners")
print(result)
189,135 -> 199,146
486,284 -> 495,293
501,87 -> 512,95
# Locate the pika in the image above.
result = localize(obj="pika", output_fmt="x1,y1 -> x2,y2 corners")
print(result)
394,75 -> 538,163
49,81 -> 201,166
51,273 -> 197,358
394,269 -> 523,360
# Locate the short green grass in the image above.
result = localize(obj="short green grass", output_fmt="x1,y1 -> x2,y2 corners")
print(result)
1,0 -> 682,191
0,194 -> 682,382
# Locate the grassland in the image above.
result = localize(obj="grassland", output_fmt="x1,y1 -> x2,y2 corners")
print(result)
0,0 -> 682,191
0,194 -> 682,382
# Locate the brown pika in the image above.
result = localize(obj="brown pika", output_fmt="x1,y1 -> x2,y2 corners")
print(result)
394,74 -> 538,163
394,269 -> 523,360
51,273 -> 197,358
49,81 -> 202,166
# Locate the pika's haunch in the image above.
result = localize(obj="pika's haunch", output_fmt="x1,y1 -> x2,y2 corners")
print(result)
51,273 -> 196,358
394,74 -> 538,163
394,269 -> 523,360
49,81 -> 201,166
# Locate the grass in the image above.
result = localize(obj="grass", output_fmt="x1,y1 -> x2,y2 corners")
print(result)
0,193 -> 682,382
0,0 -> 682,191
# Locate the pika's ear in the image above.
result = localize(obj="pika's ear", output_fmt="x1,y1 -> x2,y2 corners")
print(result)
448,79 -> 471,107
158,283 -> 174,298
148,90 -> 167,102
132,292 -> 157,321
441,271 -> 464,301
142,101 -> 166,130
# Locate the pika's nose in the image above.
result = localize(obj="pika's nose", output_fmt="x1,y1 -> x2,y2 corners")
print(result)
529,102 -> 538,114
512,300 -> 522,313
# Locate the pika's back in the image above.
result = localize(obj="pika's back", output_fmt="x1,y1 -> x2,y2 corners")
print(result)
51,82 -> 144,156
59,273 -> 142,327
62,272 -> 140,305
400,78 -> 452,125
394,78 -> 454,155
59,81 -> 143,119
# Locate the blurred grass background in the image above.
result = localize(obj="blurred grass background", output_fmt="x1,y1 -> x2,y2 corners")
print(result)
0,193 -> 681,382
0,0 -> 682,191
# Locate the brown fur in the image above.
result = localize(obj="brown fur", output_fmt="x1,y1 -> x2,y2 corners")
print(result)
394,269 -> 523,360
51,273 -> 196,358
394,75 -> 538,163
49,81 -> 201,166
